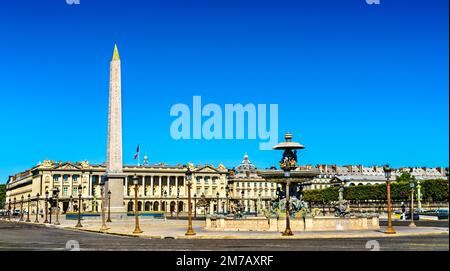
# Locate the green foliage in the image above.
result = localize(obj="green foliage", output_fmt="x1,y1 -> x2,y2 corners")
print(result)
396,172 -> 414,183
421,179 -> 449,202
303,179 -> 448,203
0,184 -> 5,209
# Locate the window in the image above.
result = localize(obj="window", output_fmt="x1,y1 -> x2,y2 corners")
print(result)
63,187 -> 68,196
73,186 -> 78,195
53,175 -> 59,182
73,175 -> 78,182
63,175 -> 69,182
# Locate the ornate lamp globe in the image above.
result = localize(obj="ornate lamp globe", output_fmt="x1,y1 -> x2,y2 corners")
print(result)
132,174 -> 138,186
383,164 -> 392,179
185,167 -> 193,181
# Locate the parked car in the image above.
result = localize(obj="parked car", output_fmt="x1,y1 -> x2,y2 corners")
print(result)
405,211 -> 420,220
435,209 -> 449,220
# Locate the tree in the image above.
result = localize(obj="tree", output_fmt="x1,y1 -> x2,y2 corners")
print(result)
303,179 -> 448,203
0,184 -> 5,209
396,172 -> 413,183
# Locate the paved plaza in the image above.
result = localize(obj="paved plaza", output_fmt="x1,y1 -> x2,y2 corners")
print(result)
0,220 -> 448,251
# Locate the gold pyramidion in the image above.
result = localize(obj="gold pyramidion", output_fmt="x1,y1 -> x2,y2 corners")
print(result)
112,44 -> 120,61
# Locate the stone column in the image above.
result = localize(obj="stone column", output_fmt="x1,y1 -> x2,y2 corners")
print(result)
150,176 -> 154,196
175,176 -> 178,197
142,176 -> 146,196
69,175 -> 73,198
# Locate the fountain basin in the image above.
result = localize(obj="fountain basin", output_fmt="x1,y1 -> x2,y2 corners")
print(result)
205,215 -> 379,232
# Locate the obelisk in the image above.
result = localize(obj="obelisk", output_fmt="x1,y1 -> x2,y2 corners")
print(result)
105,44 -> 126,214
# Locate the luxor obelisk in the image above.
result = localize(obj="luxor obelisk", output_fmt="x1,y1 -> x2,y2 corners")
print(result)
105,44 -> 126,214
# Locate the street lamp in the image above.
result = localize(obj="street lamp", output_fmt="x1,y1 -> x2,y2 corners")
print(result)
99,177 -> 109,232
338,184 -> 345,210
225,185 -> 230,215
13,197 -> 16,220
409,178 -> 416,228
163,190 -> 167,214
26,194 -> 31,222
193,194 -> 197,218
201,193 -> 206,217
44,190 -> 49,223
132,174 -> 143,234
185,167 -> 196,236
75,184 -> 83,228
53,187 -> 60,225
241,190 -> 245,214
216,192 -> 220,215
176,188 -> 180,219
416,180 -> 422,211
281,170 -> 293,236
8,199 -> 11,221
48,196 -> 52,224
257,191 -> 262,216
34,193 -> 40,223
107,190 -> 112,222
19,195 -> 24,222
384,164 -> 396,234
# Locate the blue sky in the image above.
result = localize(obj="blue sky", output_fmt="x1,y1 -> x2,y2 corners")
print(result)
0,0 -> 448,183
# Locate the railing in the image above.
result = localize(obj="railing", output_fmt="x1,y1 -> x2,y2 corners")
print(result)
309,201 -> 449,215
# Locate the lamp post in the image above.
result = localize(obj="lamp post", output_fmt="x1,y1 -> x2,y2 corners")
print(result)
34,194 -> 40,223
416,180 -> 422,211
241,190 -> 245,214
75,184 -> 83,228
409,178 -> 416,227
48,196 -> 52,224
257,191 -> 262,216
99,177 -> 109,232
26,194 -> 31,222
185,167 -> 196,236
107,191 -> 112,222
44,190 -> 49,223
19,195 -> 24,222
216,192 -> 220,215
7,199 -> 11,221
193,194 -> 197,218
163,190 -> 167,214
201,193 -> 206,217
176,188 -> 180,219
384,164 -> 396,234
132,174 -> 143,234
13,197 -> 16,220
225,185 -> 230,215
282,171 -> 293,236
53,188 -> 60,225
338,184 -> 344,210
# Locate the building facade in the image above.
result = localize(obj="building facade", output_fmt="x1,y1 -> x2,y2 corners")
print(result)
227,154 -> 277,213
5,160 -> 229,216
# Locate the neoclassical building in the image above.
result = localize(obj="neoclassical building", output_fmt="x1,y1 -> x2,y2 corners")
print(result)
5,160 -> 229,216
227,154 -> 278,213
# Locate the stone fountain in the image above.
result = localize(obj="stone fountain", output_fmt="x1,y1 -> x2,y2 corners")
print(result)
204,132 -> 380,233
